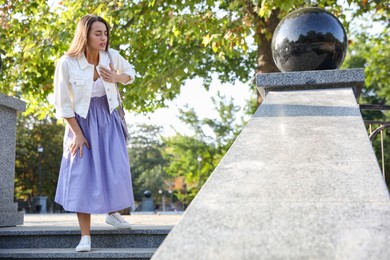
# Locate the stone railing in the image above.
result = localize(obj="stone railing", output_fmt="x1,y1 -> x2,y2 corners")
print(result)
152,69 -> 390,259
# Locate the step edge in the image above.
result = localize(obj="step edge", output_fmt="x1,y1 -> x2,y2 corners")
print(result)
0,247 -> 157,258
0,228 -> 172,236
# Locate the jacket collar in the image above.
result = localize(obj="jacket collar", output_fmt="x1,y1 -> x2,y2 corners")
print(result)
77,53 -> 90,70
77,50 -> 110,69
98,50 -> 110,67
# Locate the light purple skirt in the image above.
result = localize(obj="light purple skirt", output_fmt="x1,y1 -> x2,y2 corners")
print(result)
55,96 -> 134,214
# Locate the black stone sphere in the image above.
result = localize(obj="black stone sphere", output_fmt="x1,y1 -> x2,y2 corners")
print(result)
272,7 -> 347,72
144,190 -> 152,198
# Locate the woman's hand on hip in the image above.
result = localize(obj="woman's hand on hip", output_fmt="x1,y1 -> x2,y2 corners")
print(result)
70,134 -> 90,158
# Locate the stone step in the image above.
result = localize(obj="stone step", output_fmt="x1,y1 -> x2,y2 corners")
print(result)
0,247 -> 156,259
0,227 -> 170,249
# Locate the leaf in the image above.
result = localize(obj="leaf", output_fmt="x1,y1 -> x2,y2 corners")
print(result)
212,41 -> 218,52
172,25 -> 180,37
202,34 -> 211,46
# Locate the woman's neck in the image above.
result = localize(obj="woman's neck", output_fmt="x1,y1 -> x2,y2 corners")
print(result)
85,49 -> 99,66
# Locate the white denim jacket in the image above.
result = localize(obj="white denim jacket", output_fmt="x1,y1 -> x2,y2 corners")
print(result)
54,48 -> 135,119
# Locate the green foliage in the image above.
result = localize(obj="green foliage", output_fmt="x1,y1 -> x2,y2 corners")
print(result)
177,91 -> 244,148
342,27 -> 390,189
163,93 -> 247,205
0,0 -> 58,118
363,33 -> 390,103
163,134 -> 211,206
342,28 -> 390,112
3,0 -> 387,116
14,115 -> 64,206
127,124 -> 170,203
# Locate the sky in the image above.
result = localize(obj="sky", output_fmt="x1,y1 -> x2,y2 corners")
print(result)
127,76 -> 254,137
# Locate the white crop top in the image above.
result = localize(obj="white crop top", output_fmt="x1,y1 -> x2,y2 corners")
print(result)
91,78 -> 106,98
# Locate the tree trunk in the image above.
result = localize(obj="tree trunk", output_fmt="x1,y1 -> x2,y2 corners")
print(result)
253,9 -> 281,104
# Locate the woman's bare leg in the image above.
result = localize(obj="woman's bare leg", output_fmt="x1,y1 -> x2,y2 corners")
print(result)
77,212 -> 91,236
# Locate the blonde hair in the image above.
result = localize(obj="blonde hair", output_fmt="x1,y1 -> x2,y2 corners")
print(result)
66,14 -> 110,58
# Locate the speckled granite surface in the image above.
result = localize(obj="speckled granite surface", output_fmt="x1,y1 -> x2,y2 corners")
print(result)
0,93 -> 26,228
152,84 -> 390,259
0,247 -> 156,259
256,68 -> 364,98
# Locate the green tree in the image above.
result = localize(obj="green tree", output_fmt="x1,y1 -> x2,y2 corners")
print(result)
14,115 -> 64,209
128,124 -> 170,204
1,0 -> 388,115
163,92 -> 247,206
178,91 -> 245,149
0,0 -> 58,118
342,29 -> 390,188
163,134 -> 211,207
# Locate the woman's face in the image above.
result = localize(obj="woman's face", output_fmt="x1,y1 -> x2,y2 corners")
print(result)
87,21 -> 108,52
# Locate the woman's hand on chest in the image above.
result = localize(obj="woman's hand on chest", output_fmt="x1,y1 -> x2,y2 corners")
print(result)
98,63 -> 117,83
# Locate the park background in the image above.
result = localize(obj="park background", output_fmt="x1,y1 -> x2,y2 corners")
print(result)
0,0 -> 389,212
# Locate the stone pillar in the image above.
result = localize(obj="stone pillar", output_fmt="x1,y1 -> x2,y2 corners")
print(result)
0,93 -> 26,227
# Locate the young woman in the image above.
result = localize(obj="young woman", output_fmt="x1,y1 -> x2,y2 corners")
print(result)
53,14 -> 135,252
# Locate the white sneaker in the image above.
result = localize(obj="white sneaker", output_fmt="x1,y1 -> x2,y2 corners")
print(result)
75,235 -> 91,252
105,212 -> 131,229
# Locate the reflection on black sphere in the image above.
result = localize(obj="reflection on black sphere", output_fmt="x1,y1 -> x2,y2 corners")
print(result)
144,190 -> 152,198
272,7 -> 347,72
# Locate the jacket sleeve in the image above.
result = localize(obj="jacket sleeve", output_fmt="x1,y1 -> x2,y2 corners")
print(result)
53,56 -> 75,119
111,49 -> 136,85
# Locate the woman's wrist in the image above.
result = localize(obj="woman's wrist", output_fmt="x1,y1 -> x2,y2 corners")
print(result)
116,73 -> 131,84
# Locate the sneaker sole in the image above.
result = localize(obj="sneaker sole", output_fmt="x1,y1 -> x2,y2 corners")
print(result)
75,247 -> 91,252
